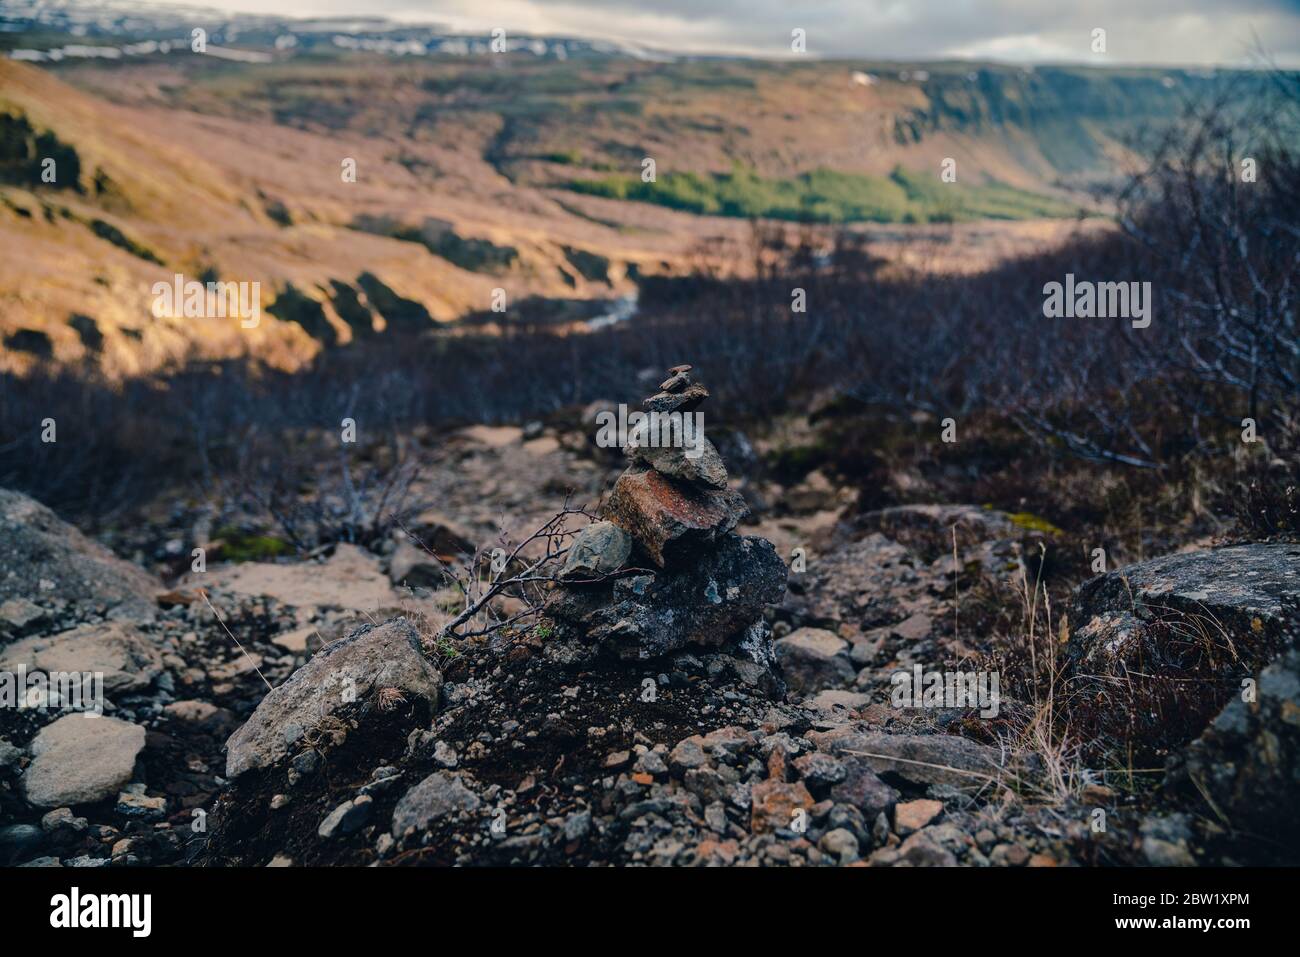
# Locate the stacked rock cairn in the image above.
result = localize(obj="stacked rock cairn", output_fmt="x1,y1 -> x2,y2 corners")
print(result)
547,365 -> 789,683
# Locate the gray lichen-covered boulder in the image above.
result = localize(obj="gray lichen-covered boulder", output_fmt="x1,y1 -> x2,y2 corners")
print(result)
1063,543 -> 1300,749
549,534 -> 788,659
224,618 -> 441,778
1065,543 -> 1300,675
1167,645 -> 1300,846
0,488 -> 160,629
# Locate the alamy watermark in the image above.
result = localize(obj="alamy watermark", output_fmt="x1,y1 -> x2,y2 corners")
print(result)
891,665 -> 1000,718
594,405 -> 705,459
50,887 -> 151,937
151,273 -> 261,328
1042,273 -> 1151,329
0,666 -> 104,716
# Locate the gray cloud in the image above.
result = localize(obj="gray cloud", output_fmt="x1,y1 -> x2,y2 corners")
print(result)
156,0 -> 1300,66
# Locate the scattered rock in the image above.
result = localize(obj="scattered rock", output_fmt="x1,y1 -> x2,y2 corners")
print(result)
432,740 -> 459,769
318,795 -> 374,839
1139,814 -> 1197,867
774,627 -> 855,693
818,827 -> 860,864
563,809 -> 592,843
1,622 -> 164,694
809,730 -> 1012,789
224,618 -> 441,778
895,830 -> 958,866
0,597 -> 45,633
603,749 -> 631,770
391,772 -> 481,838
23,715 -> 146,807
895,798 -> 944,834
989,843 -> 1030,866
892,613 -> 932,641
40,808 -> 87,833
560,522 -> 632,579
0,824 -> 44,865
750,777 -> 814,834
793,752 -> 846,790
830,756 -> 900,819
163,700 -> 221,723
804,689 -> 871,714
115,787 -> 166,821
0,737 -> 20,769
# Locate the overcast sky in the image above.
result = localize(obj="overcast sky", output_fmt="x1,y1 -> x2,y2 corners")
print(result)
147,0 -> 1300,66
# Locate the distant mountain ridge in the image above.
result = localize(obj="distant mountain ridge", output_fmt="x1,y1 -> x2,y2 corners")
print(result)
0,8 -> 1287,376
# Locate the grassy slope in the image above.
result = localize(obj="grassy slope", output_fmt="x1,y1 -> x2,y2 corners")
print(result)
567,165 -> 1084,223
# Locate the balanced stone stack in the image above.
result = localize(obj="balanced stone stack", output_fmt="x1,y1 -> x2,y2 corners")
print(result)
548,366 -> 788,667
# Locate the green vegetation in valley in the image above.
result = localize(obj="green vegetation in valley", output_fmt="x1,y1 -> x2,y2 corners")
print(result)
567,165 -> 1083,224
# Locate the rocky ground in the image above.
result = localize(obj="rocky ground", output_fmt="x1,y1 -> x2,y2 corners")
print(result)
2,372 -> 1298,868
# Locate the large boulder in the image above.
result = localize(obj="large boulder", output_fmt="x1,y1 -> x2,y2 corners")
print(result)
1066,543 -> 1300,673
603,468 -> 747,567
1167,645 -> 1300,847
23,715 -> 146,807
0,488 -> 159,628
1064,543 -> 1300,750
224,618 -> 441,778
548,534 -> 788,659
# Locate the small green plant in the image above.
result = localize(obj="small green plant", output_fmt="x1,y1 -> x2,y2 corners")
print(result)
214,526 -> 294,562
1007,512 -> 1066,536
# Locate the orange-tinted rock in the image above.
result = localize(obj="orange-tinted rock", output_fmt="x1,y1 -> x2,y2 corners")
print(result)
604,468 -> 747,567
750,778 -> 815,834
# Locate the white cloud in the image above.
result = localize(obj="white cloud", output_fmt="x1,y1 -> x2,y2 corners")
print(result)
141,0 -> 1300,66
